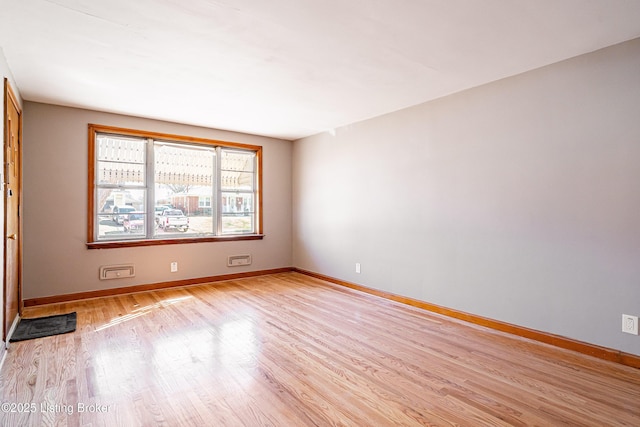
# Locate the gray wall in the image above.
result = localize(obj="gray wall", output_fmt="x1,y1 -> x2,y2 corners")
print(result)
293,38 -> 640,356
23,102 -> 292,299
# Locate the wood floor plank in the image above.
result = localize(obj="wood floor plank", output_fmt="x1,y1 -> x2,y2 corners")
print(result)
1,272 -> 639,426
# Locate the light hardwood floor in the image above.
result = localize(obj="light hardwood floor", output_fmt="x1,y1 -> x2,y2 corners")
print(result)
1,272 -> 639,426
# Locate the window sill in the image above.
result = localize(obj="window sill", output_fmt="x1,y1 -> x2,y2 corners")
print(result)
87,234 -> 264,249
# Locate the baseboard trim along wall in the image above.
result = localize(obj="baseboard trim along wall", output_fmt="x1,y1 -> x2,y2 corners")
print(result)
294,268 -> 640,370
22,266 -> 640,369
23,267 -> 294,307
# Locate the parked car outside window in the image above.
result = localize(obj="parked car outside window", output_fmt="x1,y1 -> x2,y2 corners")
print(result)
112,205 -> 136,224
123,212 -> 145,233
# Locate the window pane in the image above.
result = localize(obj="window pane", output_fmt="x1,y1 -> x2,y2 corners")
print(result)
154,142 -> 215,238
97,161 -> 145,186
97,135 -> 146,163
222,212 -> 254,234
221,150 -> 255,192
221,150 -> 254,172
97,135 -> 146,186
221,192 -> 254,234
221,171 -> 254,191
96,188 -> 146,240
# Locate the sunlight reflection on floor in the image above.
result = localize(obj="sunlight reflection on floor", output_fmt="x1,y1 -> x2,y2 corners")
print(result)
95,296 -> 193,332
92,296 -> 259,399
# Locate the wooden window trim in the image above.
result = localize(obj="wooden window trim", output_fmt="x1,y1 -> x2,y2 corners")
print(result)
87,124 -> 263,248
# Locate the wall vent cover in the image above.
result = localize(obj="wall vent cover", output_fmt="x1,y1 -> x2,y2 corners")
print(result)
227,254 -> 252,267
99,264 -> 135,280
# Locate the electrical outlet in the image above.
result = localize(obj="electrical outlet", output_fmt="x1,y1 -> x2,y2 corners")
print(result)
170,262 -> 178,273
622,314 -> 638,335
355,263 -> 361,274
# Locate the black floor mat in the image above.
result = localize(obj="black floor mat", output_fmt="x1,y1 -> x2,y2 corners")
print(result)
9,312 -> 77,342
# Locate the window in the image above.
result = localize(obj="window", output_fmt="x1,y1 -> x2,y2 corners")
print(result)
88,124 -> 262,248
198,196 -> 211,208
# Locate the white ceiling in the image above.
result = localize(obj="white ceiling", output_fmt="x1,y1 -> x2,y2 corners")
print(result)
1,1 -> 640,140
